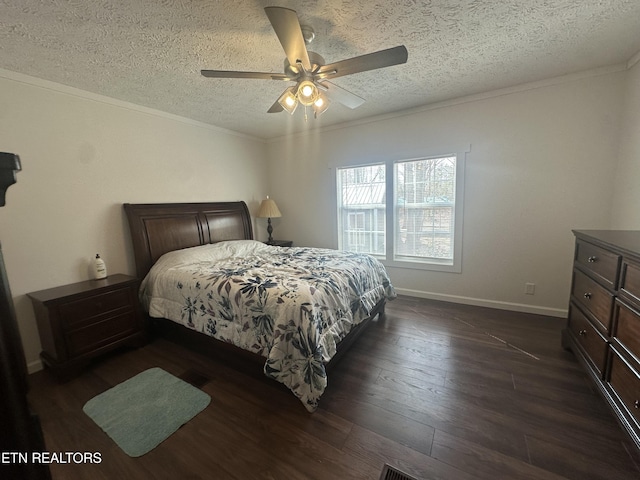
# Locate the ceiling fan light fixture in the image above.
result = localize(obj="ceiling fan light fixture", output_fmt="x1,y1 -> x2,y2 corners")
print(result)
202,7 -> 409,124
277,86 -> 298,114
312,92 -> 330,117
297,80 -> 319,106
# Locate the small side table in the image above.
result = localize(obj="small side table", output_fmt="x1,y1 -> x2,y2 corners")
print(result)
265,240 -> 293,247
27,274 -> 146,380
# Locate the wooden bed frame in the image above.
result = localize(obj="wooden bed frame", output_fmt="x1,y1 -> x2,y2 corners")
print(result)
123,201 -> 386,380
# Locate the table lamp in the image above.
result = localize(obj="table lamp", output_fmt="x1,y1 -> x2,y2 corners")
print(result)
257,196 -> 282,244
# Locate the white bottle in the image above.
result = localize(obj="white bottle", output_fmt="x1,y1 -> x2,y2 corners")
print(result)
94,254 -> 107,279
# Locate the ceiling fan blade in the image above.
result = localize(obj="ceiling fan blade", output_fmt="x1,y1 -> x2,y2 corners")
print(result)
201,70 -> 292,80
320,81 -> 365,109
316,45 -> 408,80
267,100 -> 284,113
264,6 -> 311,71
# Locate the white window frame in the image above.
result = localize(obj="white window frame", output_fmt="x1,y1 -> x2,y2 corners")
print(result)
336,146 -> 467,273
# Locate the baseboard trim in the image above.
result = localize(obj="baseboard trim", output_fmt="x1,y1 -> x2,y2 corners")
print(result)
394,288 -> 568,318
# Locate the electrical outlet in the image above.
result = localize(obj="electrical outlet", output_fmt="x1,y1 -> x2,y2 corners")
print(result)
525,283 -> 536,295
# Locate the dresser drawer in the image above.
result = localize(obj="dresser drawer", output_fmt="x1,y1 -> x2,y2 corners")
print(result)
572,269 -> 614,332
58,287 -> 133,327
568,304 -> 608,376
65,311 -> 140,357
621,261 -> 640,307
575,239 -> 621,288
613,299 -> 640,363
608,350 -> 640,428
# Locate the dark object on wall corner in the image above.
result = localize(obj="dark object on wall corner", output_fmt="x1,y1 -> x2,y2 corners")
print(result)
0,152 -> 51,479
0,151 -> 21,206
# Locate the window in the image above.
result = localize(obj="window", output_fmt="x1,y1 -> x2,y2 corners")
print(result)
337,164 -> 385,255
337,152 -> 465,272
394,156 -> 456,262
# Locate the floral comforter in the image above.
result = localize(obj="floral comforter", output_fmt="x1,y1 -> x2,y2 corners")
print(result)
139,240 -> 396,411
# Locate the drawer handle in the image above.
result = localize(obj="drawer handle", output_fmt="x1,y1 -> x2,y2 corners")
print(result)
578,329 -> 587,336
636,400 -> 640,410
587,256 -> 598,263
583,292 -> 592,300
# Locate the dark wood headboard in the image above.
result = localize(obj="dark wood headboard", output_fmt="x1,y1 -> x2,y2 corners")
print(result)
124,202 -> 253,279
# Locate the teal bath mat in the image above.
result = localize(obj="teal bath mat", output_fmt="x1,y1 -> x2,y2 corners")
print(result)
83,367 -> 211,457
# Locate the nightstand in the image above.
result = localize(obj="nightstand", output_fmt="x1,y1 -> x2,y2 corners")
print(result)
266,240 -> 293,247
27,274 -> 146,380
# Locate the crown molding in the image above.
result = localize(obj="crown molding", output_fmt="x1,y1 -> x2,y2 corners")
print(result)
267,63 -> 628,144
0,68 -> 265,143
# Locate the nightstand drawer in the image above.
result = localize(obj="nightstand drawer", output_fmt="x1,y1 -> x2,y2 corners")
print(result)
568,304 -> 608,376
575,239 -> 620,288
59,288 -> 132,327
572,269 -> 614,332
66,310 -> 140,357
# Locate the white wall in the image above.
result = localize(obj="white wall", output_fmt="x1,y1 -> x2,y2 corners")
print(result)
266,68 -> 629,316
2,62 -> 635,371
0,71 -> 268,372
611,58 -> 640,228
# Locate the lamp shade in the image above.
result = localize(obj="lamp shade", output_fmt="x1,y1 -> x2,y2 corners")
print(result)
257,197 -> 282,218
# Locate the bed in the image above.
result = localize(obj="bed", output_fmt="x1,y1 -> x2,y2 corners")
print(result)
123,201 -> 395,411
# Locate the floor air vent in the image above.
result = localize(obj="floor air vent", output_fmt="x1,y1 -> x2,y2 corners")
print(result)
379,464 -> 419,480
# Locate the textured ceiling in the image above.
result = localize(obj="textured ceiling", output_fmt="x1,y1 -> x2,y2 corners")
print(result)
1,0 -> 640,139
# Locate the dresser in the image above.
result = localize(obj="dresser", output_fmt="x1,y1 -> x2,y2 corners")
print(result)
28,274 -> 146,379
562,230 -> 640,449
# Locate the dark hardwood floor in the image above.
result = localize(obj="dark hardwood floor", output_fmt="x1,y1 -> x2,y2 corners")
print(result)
27,296 -> 640,479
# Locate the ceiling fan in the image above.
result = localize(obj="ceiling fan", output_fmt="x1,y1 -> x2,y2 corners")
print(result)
201,6 -> 408,118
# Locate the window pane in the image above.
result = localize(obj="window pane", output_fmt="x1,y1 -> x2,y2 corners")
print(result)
337,165 -> 385,256
394,156 -> 456,260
